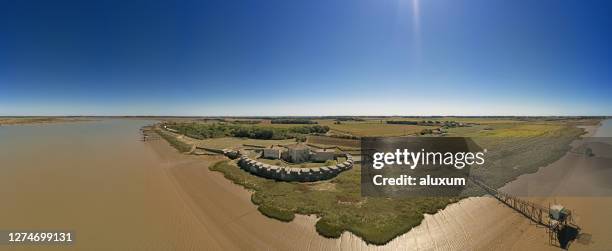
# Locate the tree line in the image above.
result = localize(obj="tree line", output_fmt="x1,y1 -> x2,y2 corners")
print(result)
270,119 -> 318,124
164,122 -> 329,140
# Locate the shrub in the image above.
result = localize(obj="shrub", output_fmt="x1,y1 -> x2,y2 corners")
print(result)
257,205 -> 295,222
315,218 -> 343,238
419,129 -> 433,135
386,120 -> 418,125
271,119 -> 317,124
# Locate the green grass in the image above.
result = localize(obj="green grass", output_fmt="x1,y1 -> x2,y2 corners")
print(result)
257,205 -> 295,222
156,129 -> 193,153
307,135 -> 360,148
196,137 -> 296,149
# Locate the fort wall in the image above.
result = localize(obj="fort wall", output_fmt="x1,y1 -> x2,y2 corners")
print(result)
236,154 -> 354,182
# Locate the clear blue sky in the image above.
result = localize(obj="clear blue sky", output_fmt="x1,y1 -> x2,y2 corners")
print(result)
1,0 -> 611,116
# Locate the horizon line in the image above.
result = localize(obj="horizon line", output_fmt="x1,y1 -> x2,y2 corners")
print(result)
2,115 -> 611,118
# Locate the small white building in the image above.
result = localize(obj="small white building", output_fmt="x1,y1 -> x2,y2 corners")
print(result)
262,148 -> 281,159
549,204 -> 568,221
282,145 -> 311,163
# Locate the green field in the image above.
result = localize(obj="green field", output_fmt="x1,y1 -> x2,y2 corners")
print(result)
195,137 -> 296,149
306,135 -> 360,148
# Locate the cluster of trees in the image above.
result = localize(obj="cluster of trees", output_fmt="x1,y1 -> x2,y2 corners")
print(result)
419,129 -> 434,135
387,120 -> 466,128
165,122 -> 329,140
334,117 -> 365,122
270,119 -> 317,124
231,120 -> 261,124
328,134 -> 360,140
290,125 -> 329,134
386,120 -> 419,125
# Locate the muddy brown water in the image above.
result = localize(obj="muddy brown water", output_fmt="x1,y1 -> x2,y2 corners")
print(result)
0,120 -> 218,250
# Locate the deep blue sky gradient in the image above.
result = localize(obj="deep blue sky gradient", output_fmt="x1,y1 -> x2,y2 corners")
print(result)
1,0 -> 611,116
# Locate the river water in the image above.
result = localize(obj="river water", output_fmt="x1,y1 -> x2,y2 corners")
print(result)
0,120 -> 217,250
594,119 -> 612,137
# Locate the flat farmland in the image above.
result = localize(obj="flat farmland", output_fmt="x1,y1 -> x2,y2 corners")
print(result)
307,135 -> 360,148
196,137 -> 296,149
326,121 -> 434,137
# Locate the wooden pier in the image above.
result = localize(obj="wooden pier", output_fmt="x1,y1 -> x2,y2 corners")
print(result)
470,176 -> 579,248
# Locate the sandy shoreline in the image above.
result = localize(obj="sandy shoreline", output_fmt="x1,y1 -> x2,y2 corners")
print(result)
158,123 -> 610,250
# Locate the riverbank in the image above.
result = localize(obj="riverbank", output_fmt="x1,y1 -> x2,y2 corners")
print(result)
159,121 -> 604,249
0,117 -> 92,125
